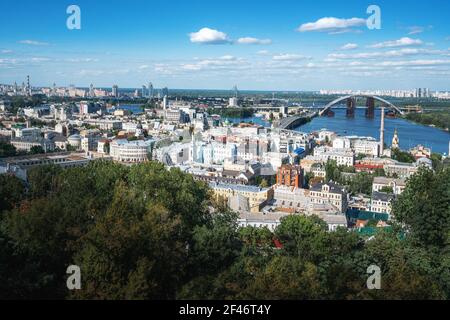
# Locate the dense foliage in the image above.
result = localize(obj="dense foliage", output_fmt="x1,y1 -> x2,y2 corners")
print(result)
209,107 -> 255,118
0,141 -> 17,158
0,161 -> 448,300
325,160 -> 385,195
391,148 -> 416,163
406,111 -> 450,131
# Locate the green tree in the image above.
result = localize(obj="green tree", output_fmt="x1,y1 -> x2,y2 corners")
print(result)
0,142 -> 16,158
392,148 -> 415,163
392,167 -> 450,249
380,186 -> 394,193
275,215 -> 329,262
0,174 -> 25,213
29,146 -> 45,155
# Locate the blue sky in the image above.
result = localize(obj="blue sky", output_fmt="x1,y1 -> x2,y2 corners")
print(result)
1,0 -> 450,90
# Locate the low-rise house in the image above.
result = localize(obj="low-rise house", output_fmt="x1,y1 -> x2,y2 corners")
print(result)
209,182 -> 274,213
0,152 -> 108,181
309,182 -> 348,214
372,176 -> 406,195
370,191 -> 394,215
10,137 -> 55,152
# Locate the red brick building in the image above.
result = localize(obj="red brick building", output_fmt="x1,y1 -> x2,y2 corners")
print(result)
276,164 -> 303,188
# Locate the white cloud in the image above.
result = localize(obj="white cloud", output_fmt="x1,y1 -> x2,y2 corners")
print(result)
65,58 -> 98,63
297,17 -> 366,33
340,43 -> 358,50
257,50 -> 270,55
138,65 -> 150,69
237,37 -> 272,45
370,37 -> 423,48
376,59 -> 450,67
272,54 -> 309,61
407,26 -> 424,35
406,25 -> 432,35
19,40 -> 49,46
189,28 -> 230,44
328,48 -> 442,60
1,49 -> 13,54
219,55 -> 236,60
31,57 -> 51,62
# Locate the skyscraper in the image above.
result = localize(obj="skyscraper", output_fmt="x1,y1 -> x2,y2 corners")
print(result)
148,82 -> 154,99
163,95 -> 168,110
112,85 -> 119,98
142,85 -> 147,98
89,84 -> 94,98
380,106 -> 385,155
162,87 -> 169,97
26,75 -> 31,96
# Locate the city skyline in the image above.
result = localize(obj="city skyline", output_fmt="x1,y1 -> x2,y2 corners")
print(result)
1,0 -> 450,90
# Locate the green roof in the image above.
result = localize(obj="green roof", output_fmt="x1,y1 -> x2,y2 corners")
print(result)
358,226 -> 393,236
347,209 -> 389,222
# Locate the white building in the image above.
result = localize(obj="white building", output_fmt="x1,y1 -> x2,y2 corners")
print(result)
372,177 -> 406,195
237,212 -> 287,232
229,97 -> 238,107
370,192 -> 394,215
333,137 -> 351,149
10,137 -> 55,152
313,146 -> 354,166
309,182 -> 348,214
353,139 -> 380,157
13,127 -> 41,139
110,139 -> 154,163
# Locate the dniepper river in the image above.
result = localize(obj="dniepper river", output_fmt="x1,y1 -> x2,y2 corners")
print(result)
227,108 -> 450,155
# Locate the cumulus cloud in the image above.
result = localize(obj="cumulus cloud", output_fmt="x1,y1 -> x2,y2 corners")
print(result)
370,37 -> 423,48
272,54 -> 310,61
340,43 -> 358,50
189,28 -> 231,44
19,40 -> 49,46
297,17 -> 366,33
237,37 -> 272,45
1,49 -> 13,54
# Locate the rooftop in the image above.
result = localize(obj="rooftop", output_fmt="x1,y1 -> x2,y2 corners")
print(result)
209,182 -> 269,193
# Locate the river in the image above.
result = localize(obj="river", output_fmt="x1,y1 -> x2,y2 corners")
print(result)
226,108 -> 450,155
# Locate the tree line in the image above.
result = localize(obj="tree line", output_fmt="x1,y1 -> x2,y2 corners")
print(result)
0,161 -> 448,299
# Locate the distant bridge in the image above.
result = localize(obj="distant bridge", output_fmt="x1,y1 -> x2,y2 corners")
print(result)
319,95 -> 404,117
276,112 -> 317,130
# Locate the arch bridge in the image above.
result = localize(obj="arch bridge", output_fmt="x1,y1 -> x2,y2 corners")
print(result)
319,95 -> 404,117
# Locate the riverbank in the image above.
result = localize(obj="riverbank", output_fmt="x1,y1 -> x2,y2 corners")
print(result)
404,111 -> 450,132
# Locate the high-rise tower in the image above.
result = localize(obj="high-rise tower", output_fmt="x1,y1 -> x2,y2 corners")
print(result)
380,106 -> 385,155
148,82 -> 153,98
26,75 -> 31,96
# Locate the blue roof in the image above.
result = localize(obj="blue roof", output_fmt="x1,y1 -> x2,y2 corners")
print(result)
294,147 -> 305,155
